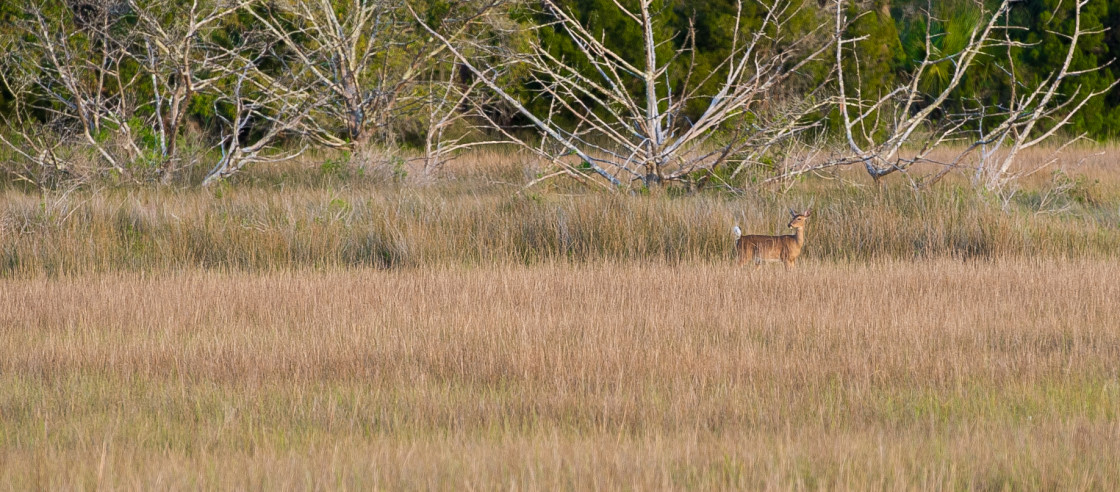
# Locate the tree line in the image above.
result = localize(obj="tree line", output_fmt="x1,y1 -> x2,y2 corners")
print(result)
0,0 -> 1116,194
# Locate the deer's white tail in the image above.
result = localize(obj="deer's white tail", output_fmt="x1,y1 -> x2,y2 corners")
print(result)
732,225 -> 742,237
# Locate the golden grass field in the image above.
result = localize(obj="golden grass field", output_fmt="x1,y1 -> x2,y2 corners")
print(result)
2,147 -> 1119,489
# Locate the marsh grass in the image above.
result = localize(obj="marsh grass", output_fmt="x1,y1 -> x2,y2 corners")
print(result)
2,148 -> 1119,277
1,146 -> 1119,489
2,260 -> 1118,488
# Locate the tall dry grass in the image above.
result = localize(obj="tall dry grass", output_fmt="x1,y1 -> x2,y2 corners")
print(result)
2,260 -> 1118,488
1,146 -> 1118,489
2,148 -> 1118,277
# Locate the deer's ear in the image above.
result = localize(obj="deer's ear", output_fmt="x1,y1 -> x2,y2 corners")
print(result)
789,208 -> 797,217
804,209 -> 811,216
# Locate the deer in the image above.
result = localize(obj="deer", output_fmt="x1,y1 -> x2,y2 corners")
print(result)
732,209 -> 811,269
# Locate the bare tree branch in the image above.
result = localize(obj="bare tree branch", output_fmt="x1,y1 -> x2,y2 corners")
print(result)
413,0 -> 839,191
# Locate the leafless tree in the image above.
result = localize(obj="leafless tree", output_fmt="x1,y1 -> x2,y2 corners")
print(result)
0,45 -> 69,189
3,0 -> 1111,194
248,0 -> 504,148
776,0 -> 1115,199
0,106 -> 77,189
828,0 -> 1015,185
0,1 -> 272,186
410,62 -> 512,177
969,0 -> 1118,194
200,36 -> 314,186
127,0 -> 252,181
414,0 -> 839,190
0,1 -> 141,180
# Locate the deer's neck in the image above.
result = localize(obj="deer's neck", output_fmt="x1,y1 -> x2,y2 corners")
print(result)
792,226 -> 805,247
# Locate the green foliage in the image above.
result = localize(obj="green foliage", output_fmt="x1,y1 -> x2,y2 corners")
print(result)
1006,0 -> 1118,137
390,155 -> 408,182
840,0 -> 908,140
896,0 -> 983,96
890,0 -> 1120,139
320,152 -> 353,179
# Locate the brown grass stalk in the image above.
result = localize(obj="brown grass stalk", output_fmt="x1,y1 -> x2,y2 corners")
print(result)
1,146 -> 1118,488
2,260 -> 1119,488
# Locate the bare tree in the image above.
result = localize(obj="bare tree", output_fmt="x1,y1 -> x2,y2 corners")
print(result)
201,75 -> 309,186
829,0 -> 1014,185
970,0 -> 1118,193
776,0 -> 1115,198
128,0 -> 252,180
3,0 -> 1111,194
200,36 -> 314,186
414,0 -> 839,190
0,1 -> 269,186
0,106 -> 77,189
0,43 -> 71,189
411,62 -> 511,177
0,1 -> 141,179
247,0 -> 503,148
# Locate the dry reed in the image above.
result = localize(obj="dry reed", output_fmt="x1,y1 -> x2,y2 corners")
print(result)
1,146 -> 1118,489
1,260 -> 1118,489
2,163 -> 1118,277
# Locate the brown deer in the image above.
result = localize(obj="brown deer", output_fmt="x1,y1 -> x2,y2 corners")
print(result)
733,209 -> 811,269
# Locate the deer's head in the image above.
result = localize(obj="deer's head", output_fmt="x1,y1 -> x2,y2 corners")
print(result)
788,208 -> 811,229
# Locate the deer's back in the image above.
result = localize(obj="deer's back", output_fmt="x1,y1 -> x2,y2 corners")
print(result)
737,234 -> 800,259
